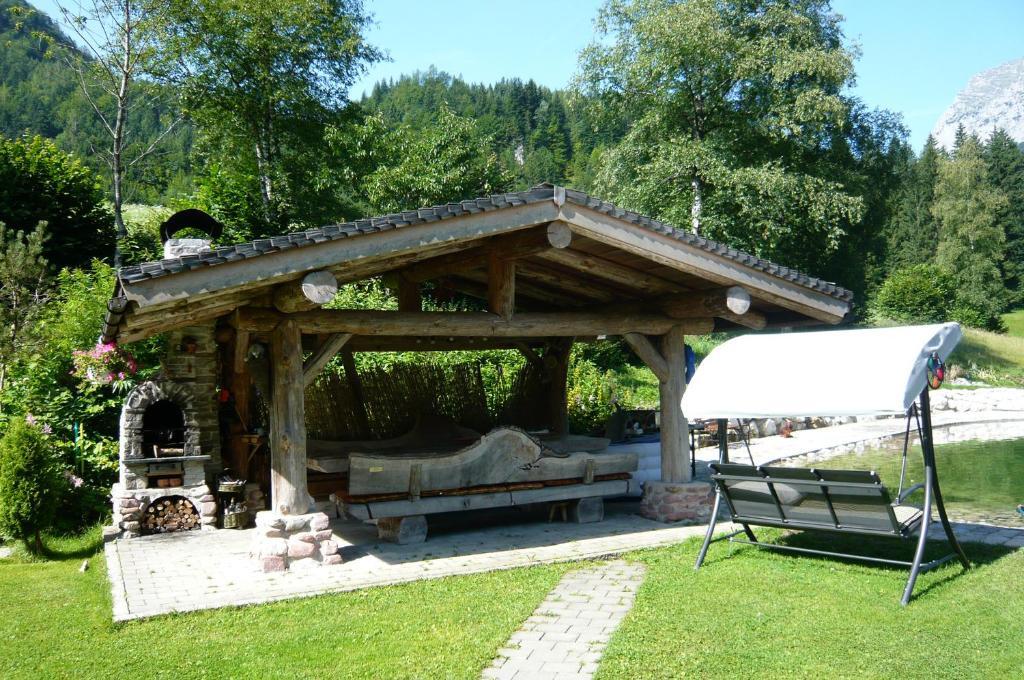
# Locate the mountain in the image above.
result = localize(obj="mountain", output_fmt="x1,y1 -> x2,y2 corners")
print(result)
0,0 -> 192,202
931,58 -> 1024,150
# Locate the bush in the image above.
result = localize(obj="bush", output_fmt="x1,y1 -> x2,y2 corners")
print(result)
0,134 -> 113,270
567,358 -> 621,435
870,264 -> 956,324
0,417 -> 62,552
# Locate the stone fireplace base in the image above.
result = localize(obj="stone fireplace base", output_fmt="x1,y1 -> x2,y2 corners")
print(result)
112,482 -> 217,538
251,511 -> 342,572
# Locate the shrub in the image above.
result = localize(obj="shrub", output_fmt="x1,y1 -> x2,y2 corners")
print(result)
0,417 -> 62,552
870,264 -> 956,324
0,134 -> 113,270
567,358 -> 621,435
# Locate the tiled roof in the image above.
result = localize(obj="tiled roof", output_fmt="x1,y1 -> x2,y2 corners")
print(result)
115,185 -> 853,303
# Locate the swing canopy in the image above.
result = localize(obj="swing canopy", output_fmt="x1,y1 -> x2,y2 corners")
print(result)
681,323 -> 962,419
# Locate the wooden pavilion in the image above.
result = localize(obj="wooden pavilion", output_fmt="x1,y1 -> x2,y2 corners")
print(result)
103,184 -> 853,538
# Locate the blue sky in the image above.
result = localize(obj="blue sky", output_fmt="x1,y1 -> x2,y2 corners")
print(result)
34,0 -> 1024,151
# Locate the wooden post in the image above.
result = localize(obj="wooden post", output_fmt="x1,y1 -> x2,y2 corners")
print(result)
658,326 -> 690,482
397,273 -> 421,312
487,252 -> 515,319
544,338 -> 573,438
269,319 -> 312,514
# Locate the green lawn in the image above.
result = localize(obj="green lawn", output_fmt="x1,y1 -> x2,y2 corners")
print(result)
1004,309 -> 1024,338
4,527 -> 1023,678
0,529 -> 568,679
601,533 -> 1024,679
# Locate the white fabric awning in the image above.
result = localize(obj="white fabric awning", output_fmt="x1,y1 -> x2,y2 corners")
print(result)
680,323 -> 962,419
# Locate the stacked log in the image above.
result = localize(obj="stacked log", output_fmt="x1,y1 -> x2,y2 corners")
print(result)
141,497 -> 201,534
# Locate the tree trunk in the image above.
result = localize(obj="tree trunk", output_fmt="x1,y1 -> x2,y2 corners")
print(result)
690,174 -> 703,236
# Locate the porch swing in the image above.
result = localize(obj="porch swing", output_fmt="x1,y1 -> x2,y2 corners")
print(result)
682,323 -> 971,606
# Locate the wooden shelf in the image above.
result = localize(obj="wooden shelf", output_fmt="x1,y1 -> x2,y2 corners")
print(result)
123,455 -> 211,465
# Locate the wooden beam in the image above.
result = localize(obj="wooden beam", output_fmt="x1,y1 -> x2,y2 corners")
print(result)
397,273 -> 421,312
402,224 -> 571,283
661,285 -> 766,329
558,204 -> 850,323
622,333 -> 669,382
514,260 -> 622,303
274,270 -> 338,313
348,336 -> 554,353
659,326 -> 690,483
269,319 -> 312,514
235,307 -> 715,338
535,248 -> 681,296
456,271 -> 583,309
487,253 -> 515,319
302,333 -> 353,387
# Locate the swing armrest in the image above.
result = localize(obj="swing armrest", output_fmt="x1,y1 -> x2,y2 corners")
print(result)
897,482 -> 925,504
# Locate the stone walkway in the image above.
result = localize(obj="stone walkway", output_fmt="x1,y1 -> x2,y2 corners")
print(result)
482,561 -> 645,680
105,502 -> 713,622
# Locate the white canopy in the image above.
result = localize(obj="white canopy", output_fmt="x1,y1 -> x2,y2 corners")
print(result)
680,323 -> 962,419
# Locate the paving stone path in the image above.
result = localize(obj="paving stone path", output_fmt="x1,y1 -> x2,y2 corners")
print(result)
483,560 -> 645,680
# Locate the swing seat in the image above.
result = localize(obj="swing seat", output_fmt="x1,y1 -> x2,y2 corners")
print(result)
710,463 -> 924,537
695,461 -> 968,606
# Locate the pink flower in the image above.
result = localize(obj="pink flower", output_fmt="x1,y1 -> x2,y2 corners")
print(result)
63,470 -> 83,488
25,413 -> 37,426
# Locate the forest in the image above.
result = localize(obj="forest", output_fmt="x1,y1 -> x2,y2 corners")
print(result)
0,0 -> 1021,534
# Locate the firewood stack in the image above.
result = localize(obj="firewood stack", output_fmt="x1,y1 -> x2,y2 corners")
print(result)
141,497 -> 201,534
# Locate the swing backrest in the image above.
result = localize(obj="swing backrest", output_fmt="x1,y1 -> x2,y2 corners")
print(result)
710,463 -> 910,537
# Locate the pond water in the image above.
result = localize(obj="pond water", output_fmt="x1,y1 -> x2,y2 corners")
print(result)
780,436 -> 1024,527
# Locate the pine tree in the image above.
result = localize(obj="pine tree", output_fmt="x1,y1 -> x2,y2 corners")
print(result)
885,136 -> 944,270
984,128 -> 1024,306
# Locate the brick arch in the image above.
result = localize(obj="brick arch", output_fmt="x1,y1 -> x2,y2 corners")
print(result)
120,380 -> 202,459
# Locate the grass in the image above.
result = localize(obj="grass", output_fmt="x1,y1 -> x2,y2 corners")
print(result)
1003,309 -> 1024,338
0,528 -> 568,679
599,532 -> 1024,679
949,322 -> 1024,387
2,524 -> 1023,678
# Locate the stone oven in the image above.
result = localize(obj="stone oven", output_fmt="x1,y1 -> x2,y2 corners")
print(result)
111,324 -> 223,538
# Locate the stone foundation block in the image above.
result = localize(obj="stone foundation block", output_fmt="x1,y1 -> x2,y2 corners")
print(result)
252,511 -> 338,572
322,554 -> 344,566
640,481 -> 714,524
570,497 -> 605,524
377,515 -> 428,545
287,539 -> 317,559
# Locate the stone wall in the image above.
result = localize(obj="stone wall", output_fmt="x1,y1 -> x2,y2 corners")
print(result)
163,325 -> 221,475
640,481 -> 714,524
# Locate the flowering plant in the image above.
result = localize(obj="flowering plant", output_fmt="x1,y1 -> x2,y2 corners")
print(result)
72,341 -> 138,391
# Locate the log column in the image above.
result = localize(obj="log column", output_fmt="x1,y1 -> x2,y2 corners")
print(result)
269,319 -> 312,514
544,338 -> 573,438
625,326 -> 714,523
658,326 -> 689,483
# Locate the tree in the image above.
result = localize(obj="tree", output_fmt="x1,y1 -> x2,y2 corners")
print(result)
932,136 -> 1008,329
885,136 -> 944,271
0,417 -> 61,553
984,128 -> 1024,306
152,0 -> 381,229
52,0 -> 180,268
577,0 -> 862,270
0,134 -> 113,270
0,223 -> 49,402
341,106 -> 514,215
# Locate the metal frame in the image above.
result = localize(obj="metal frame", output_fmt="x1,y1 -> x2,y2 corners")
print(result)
694,388 -> 971,606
